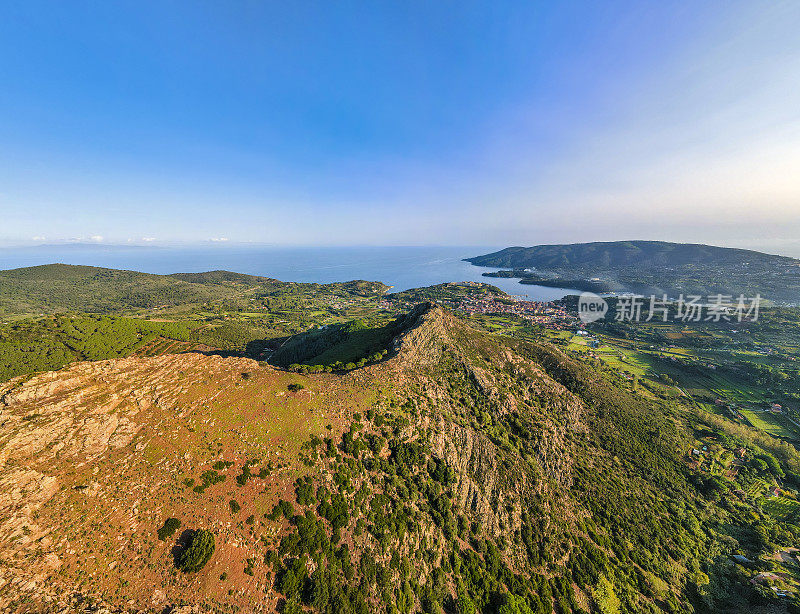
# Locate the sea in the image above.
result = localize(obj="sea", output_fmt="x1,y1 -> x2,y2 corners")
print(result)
0,244 -> 580,301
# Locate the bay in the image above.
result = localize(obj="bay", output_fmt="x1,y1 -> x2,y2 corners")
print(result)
0,244 -> 580,300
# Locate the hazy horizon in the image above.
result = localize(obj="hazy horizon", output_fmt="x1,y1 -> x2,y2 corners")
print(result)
4,238 -> 800,261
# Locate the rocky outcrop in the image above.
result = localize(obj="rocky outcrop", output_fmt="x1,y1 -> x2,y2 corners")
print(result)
0,352 -> 261,612
390,303 -> 453,368
390,303 -> 587,558
429,417 -> 527,538
0,303 -> 593,611
0,353 -> 257,468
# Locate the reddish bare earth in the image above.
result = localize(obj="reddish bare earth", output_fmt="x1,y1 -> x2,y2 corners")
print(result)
0,352 -> 375,612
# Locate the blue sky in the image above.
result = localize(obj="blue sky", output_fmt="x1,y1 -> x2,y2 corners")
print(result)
1,1 -> 799,250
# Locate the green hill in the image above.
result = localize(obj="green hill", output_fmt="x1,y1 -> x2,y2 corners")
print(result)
0,264 -> 239,315
0,263 -> 389,316
467,240 -> 798,270
271,305 -> 430,370
467,240 -> 800,301
271,318 -> 392,370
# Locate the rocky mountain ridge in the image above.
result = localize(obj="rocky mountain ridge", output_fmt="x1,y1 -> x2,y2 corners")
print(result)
0,303 -> 753,613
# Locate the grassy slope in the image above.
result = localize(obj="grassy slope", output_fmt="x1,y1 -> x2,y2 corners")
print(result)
270,315 -> 405,368
0,264 -> 236,314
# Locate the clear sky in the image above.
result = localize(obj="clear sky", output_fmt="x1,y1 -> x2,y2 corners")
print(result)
1,1 -> 799,250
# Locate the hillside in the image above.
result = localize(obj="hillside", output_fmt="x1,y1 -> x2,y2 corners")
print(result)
0,264 -> 235,315
466,241 -> 800,302
2,303 -> 797,613
0,266 -> 497,388
270,308 -> 427,371
0,264 -> 389,316
466,241 -> 798,270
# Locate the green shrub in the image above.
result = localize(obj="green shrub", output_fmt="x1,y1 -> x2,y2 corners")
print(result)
268,499 -> 295,520
295,475 -> 315,505
236,464 -> 252,486
157,517 -> 181,541
177,529 -> 215,573
192,469 -> 226,493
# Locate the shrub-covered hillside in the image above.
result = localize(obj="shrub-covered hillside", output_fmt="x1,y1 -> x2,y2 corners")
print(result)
270,309 -> 428,371
0,263 -> 389,316
261,305 -> 763,613
0,315 -> 196,381
3,303 -> 800,613
465,241 -> 800,302
242,305 -> 800,613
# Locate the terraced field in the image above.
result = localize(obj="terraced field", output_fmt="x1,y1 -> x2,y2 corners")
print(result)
745,479 -> 768,499
740,409 -> 800,441
761,496 -> 800,521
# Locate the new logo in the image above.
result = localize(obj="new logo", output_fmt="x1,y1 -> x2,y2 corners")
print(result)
578,292 -> 608,323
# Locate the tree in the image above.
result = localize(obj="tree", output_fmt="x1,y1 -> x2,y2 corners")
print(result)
277,556 -> 307,601
496,593 -> 534,614
456,588 -> 477,614
177,529 -> 215,573
758,453 -> 785,478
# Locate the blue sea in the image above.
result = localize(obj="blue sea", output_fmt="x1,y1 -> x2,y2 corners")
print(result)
0,244 -> 579,301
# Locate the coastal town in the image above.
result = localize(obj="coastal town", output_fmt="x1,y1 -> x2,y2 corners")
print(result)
451,295 -> 576,329
376,282 -> 579,330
